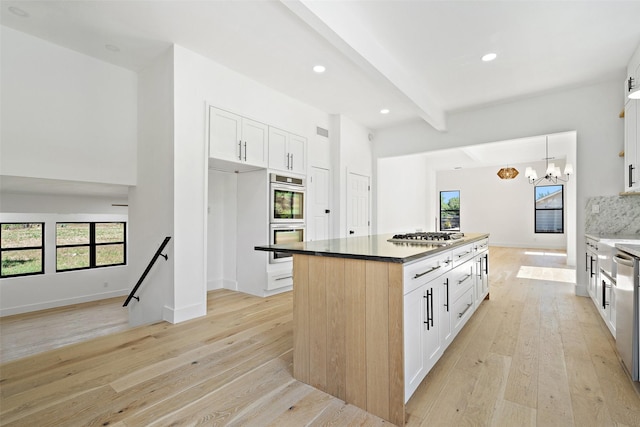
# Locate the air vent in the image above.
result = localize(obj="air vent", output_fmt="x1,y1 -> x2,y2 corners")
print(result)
316,126 -> 329,138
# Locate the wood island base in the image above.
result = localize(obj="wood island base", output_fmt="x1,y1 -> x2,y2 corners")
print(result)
292,254 -> 405,426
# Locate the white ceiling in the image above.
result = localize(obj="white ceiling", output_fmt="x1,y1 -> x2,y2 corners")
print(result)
2,0 -> 639,131
0,1 -> 634,195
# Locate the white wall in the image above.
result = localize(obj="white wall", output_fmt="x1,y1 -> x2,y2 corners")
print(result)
207,170 -> 237,290
0,26 -> 137,186
373,79 -> 624,295
169,45 -> 333,297
436,160 -> 567,249
377,154 -> 431,234
128,48 -> 175,326
0,211 -> 128,316
332,115 -> 373,237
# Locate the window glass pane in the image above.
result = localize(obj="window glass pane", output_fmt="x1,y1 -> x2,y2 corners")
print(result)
96,244 -> 125,266
440,190 -> 461,231
535,185 -> 563,207
96,223 -> 125,244
1,223 -> 43,248
57,246 -> 90,271
1,249 -> 43,276
57,223 -> 90,245
535,210 -> 563,233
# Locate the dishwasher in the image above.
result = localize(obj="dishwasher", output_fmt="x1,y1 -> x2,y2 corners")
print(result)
614,249 -> 640,381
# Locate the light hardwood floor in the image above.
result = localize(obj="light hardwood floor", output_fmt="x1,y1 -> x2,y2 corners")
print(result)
1,247 -> 639,426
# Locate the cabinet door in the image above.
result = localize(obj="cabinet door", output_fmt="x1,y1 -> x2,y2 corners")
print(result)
288,134 -> 306,174
209,107 -> 242,161
624,100 -> 638,191
439,275 -> 452,347
242,118 -> 268,167
268,127 -> 289,171
404,285 -> 427,398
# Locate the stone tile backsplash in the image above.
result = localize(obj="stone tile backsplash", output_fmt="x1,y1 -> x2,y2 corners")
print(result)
585,196 -> 640,235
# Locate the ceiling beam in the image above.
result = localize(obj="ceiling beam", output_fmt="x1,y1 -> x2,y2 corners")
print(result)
282,0 -> 447,131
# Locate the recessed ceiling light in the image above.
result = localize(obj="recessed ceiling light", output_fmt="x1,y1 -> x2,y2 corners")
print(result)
482,53 -> 497,62
380,108 -> 390,114
8,6 -> 29,17
105,44 -> 120,52
313,65 -> 326,73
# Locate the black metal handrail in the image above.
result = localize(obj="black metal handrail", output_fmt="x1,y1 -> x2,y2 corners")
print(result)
123,236 -> 171,307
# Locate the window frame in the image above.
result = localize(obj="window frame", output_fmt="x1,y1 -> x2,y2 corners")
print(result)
440,190 -> 461,231
56,222 -> 127,272
1,222 -> 45,278
534,184 -> 564,234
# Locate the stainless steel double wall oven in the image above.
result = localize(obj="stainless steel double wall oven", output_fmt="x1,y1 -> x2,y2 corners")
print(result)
269,174 -> 305,263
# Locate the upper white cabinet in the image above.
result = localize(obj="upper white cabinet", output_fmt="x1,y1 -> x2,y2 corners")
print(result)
268,127 -> 306,174
624,46 -> 640,193
624,99 -> 639,192
209,107 -> 268,168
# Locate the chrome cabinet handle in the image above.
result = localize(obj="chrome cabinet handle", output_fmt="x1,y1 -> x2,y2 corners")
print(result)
243,141 -> 247,161
458,273 -> 472,284
443,278 -> 449,312
275,276 -> 293,281
414,265 -> 441,279
238,140 -> 242,160
458,302 -> 473,319
457,251 -> 471,258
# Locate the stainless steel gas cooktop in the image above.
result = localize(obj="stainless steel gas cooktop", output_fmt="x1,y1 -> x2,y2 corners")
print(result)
387,231 -> 464,245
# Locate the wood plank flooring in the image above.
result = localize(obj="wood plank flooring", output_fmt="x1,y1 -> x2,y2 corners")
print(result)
1,247 -> 639,426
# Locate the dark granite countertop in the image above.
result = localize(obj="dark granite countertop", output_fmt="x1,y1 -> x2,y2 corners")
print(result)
616,243 -> 640,258
255,232 -> 489,264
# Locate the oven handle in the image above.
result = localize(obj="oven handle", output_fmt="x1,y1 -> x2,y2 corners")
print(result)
613,254 -> 635,267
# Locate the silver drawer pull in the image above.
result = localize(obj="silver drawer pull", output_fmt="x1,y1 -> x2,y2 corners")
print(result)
457,251 -> 471,258
275,276 -> 293,281
458,302 -> 473,318
414,265 -> 441,279
458,273 -> 472,284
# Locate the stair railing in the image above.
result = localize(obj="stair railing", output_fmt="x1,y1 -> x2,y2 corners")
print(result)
123,236 -> 171,307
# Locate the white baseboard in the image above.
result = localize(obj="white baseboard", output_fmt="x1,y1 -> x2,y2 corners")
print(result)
0,289 -> 129,317
162,301 -> 207,324
207,279 -> 224,291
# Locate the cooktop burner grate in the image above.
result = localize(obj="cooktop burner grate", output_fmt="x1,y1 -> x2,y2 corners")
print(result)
388,231 -> 464,245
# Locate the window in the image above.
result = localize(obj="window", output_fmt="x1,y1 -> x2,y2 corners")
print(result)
440,190 -> 460,231
1,223 -> 45,278
56,222 -> 126,271
535,185 -> 564,233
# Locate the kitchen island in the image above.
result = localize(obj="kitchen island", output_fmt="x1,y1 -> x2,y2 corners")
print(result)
255,232 -> 490,426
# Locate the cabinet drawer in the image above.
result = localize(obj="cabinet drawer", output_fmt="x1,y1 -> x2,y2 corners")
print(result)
473,238 -> 489,254
453,286 -> 474,332
267,270 -> 293,290
404,251 -> 452,294
449,260 -> 475,299
452,243 -> 474,267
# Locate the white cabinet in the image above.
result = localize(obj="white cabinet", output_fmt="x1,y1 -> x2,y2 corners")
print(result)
624,99 -> 639,192
404,281 -> 442,398
585,238 -> 599,300
209,107 -> 268,168
624,45 -> 640,192
268,127 -> 306,174
600,272 -> 616,336
403,238 -> 490,401
474,239 -> 489,305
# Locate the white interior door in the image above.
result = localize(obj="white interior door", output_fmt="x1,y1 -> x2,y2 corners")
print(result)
347,171 -> 370,237
309,166 -> 330,241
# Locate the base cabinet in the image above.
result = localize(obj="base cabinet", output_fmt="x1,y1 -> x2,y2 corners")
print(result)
403,240 -> 489,401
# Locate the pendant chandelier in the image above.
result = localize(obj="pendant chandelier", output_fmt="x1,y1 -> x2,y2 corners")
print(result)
497,166 -> 519,180
525,136 -> 573,185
